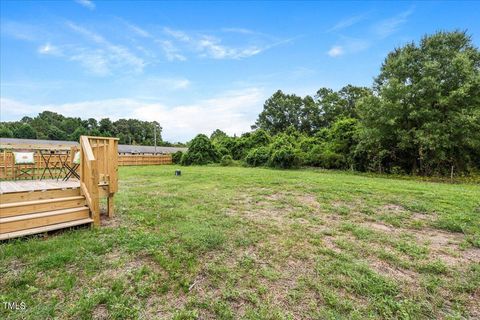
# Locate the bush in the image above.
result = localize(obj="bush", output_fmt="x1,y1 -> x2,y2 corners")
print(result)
269,146 -> 299,169
305,144 -> 324,166
181,134 -> 219,165
319,148 -> 345,169
216,146 -> 230,157
172,151 -> 183,164
220,155 -> 234,166
245,147 -> 270,167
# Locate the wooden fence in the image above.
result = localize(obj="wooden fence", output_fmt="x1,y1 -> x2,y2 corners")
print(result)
0,151 -> 172,180
0,150 -> 73,180
118,154 -> 172,166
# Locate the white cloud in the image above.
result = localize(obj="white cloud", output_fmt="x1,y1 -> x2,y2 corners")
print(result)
140,77 -> 191,91
221,28 -> 257,35
1,21 -> 45,41
196,36 -> 262,59
133,87 -> 265,140
156,40 -> 187,61
70,50 -> 110,76
75,0 -> 95,10
163,27 -> 191,42
327,46 -> 344,57
373,8 -> 414,38
1,97 -> 40,116
67,22 -> 146,74
128,24 -> 151,38
1,88 -> 265,142
162,27 -> 278,60
38,43 -> 62,56
328,14 -> 367,32
326,8 -> 413,57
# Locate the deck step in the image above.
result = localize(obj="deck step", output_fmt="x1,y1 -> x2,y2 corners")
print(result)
0,196 -> 86,217
0,188 -> 80,204
0,218 -> 93,240
0,206 -> 90,234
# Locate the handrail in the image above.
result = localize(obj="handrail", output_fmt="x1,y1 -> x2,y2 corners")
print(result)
79,136 -> 119,226
80,136 -> 95,161
80,136 -> 100,225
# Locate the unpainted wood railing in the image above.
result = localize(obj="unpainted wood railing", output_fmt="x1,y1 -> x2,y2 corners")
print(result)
79,136 -> 118,226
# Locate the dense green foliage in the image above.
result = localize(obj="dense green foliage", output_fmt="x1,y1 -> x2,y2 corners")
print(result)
187,31 -> 479,175
245,147 -> 270,167
220,154 -> 234,166
356,31 -> 480,175
172,151 -> 184,164
0,110 -> 185,146
181,134 -> 220,165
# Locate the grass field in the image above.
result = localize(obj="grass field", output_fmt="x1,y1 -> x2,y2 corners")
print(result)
1,165 -> 479,319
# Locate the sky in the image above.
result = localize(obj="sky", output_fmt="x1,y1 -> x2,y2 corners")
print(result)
1,1 -> 479,142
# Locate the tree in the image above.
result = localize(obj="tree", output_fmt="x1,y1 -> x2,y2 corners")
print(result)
315,85 -> 371,127
254,90 -> 317,135
99,118 -> 115,136
70,127 -> 88,141
181,134 -> 220,165
357,31 -> 480,174
47,125 -> 67,140
0,125 -> 14,138
210,129 -> 228,142
14,124 -> 37,139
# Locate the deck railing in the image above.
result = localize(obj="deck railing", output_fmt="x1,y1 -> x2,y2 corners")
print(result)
79,136 -> 118,226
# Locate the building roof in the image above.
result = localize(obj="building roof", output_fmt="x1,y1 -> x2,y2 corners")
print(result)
0,138 -> 187,154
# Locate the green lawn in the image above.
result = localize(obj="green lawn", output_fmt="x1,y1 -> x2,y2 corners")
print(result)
1,165 -> 479,319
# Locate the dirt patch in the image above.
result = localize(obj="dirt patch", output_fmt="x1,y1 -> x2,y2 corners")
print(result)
413,229 -> 480,265
140,292 -> 188,319
383,204 -> 406,212
4,259 -> 25,278
228,192 -> 297,227
363,221 -> 394,233
467,287 -> 480,319
92,304 -> 109,320
296,194 -> 321,209
101,216 -> 121,228
322,236 -> 342,253
411,212 -> 433,222
369,259 -> 418,285
362,220 -> 478,266
418,229 -> 461,250
92,251 -> 166,284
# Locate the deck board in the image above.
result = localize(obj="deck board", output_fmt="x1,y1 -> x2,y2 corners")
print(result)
0,179 -> 80,194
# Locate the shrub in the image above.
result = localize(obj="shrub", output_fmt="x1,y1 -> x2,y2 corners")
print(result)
220,155 -> 234,166
181,134 -> 219,165
172,151 -> 183,164
216,146 -> 230,157
305,144 -> 324,166
270,133 -> 295,150
269,146 -> 299,169
245,147 -> 270,167
319,147 -> 346,169
247,129 -> 271,147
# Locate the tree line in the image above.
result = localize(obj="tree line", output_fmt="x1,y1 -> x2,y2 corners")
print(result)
177,31 -> 480,176
0,111 -> 184,147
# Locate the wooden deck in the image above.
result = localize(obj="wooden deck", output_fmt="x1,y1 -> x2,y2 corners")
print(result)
0,136 -> 118,240
0,179 -> 80,194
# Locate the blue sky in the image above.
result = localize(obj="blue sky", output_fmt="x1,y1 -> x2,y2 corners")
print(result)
1,0 -> 479,142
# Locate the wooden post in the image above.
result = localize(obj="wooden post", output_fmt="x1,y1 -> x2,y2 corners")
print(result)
107,194 -> 114,218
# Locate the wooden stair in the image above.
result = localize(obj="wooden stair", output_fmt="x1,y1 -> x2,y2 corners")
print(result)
0,188 -> 92,240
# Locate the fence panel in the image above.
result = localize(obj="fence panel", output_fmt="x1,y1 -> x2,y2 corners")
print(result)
0,151 -> 172,180
118,154 -> 172,166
